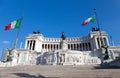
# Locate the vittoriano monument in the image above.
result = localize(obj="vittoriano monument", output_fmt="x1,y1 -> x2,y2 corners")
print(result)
1,29 -> 120,67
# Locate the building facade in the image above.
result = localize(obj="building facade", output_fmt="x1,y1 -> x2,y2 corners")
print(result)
25,30 -> 109,52
1,30 -> 120,66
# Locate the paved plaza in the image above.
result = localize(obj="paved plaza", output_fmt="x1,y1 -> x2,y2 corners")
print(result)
0,65 -> 120,78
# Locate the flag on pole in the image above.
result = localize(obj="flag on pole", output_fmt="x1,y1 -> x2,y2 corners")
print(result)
82,15 -> 95,26
5,18 -> 22,30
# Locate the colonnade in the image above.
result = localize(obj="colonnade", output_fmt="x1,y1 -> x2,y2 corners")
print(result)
42,44 -> 60,51
68,42 -> 91,51
25,37 -> 107,51
26,40 -> 36,50
42,42 -> 91,51
96,37 -> 108,48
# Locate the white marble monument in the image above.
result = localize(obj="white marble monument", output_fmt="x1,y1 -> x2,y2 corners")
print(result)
1,29 -> 120,66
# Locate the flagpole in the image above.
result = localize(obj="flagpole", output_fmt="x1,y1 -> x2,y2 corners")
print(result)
13,25 -> 20,49
13,16 -> 23,49
93,8 -> 103,47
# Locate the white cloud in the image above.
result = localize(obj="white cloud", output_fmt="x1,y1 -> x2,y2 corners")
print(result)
2,41 -> 10,44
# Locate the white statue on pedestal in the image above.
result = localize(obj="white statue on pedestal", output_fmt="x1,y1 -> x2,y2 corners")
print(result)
60,32 -> 68,51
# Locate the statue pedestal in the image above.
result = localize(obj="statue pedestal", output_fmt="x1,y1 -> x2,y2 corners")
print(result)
11,49 -> 18,66
60,40 -> 68,51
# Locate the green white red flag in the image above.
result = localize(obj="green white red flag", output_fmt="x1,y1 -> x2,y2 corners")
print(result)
82,15 -> 95,26
5,19 -> 22,30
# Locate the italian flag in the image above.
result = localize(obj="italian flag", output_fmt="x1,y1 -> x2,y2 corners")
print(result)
82,15 -> 95,26
5,19 -> 22,30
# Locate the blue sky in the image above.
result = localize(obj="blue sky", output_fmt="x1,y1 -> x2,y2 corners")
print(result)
0,0 -> 120,58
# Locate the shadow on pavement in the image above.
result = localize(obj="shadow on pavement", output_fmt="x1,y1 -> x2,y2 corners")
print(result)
94,65 -> 120,69
12,73 -> 59,78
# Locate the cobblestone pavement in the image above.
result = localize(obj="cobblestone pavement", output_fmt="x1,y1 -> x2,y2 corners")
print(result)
0,65 -> 120,78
